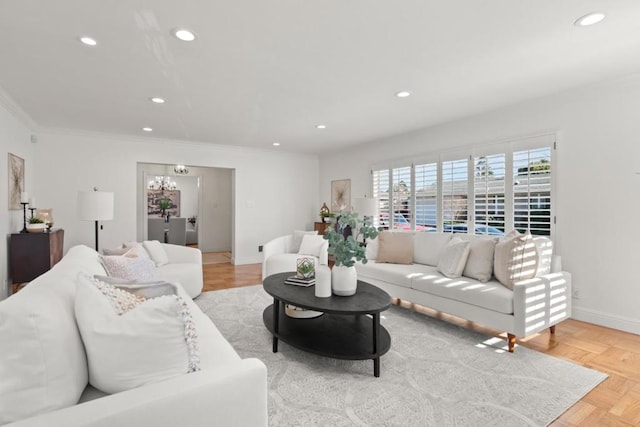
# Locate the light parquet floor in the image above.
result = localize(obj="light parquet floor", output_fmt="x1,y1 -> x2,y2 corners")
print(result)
202,260 -> 640,426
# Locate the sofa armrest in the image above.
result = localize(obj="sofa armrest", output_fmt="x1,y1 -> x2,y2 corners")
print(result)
161,243 -> 202,265
512,272 -> 572,337
262,235 -> 291,279
8,358 -> 268,427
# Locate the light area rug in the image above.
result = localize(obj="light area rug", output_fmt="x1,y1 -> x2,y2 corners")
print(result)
195,285 -> 606,427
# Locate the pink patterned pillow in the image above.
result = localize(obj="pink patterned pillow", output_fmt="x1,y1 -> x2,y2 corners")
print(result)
101,246 -> 155,281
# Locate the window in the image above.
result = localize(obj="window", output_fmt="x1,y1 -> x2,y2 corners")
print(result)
415,162 -> 437,229
370,134 -> 555,236
391,166 -> 412,230
442,158 -> 468,232
474,154 -> 506,234
372,169 -> 389,229
513,147 -> 552,236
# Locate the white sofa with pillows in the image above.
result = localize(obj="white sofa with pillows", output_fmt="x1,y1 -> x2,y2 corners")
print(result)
356,230 -> 572,352
0,244 -> 268,426
262,230 -> 329,279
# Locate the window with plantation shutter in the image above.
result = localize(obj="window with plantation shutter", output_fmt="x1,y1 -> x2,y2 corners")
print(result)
474,154 -> 506,235
372,169 -> 389,229
513,147 -> 552,235
442,158 -> 468,232
391,166 -> 412,230
415,162 -> 437,230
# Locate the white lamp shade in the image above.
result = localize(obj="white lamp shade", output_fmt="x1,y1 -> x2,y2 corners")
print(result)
353,197 -> 377,218
78,191 -> 114,221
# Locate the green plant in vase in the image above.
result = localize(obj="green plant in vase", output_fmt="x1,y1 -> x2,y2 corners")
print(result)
323,209 -> 380,296
28,217 -> 44,224
158,198 -> 170,217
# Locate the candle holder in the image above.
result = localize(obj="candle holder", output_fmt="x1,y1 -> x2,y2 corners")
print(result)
21,202 -> 29,233
29,207 -> 36,219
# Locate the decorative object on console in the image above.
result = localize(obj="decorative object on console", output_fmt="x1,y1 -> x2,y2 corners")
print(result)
8,153 -> 25,210
323,209 -> 379,296
78,188 -> 114,251
331,179 -> 351,212
36,208 -> 54,229
174,164 -> 189,175
20,192 -> 29,233
319,202 -> 334,223
296,257 -> 315,279
26,217 -> 47,233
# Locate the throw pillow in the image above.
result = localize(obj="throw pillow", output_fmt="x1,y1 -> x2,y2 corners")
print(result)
365,236 -> 379,261
143,240 -> 169,266
100,246 -> 155,281
102,246 -> 129,256
291,230 -> 317,253
533,236 -> 553,276
75,274 -> 201,394
437,237 -> 472,278
376,231 -> 414,264
493,230 -> 539,289
413,232 -> 452,266
459,235 -> 499,282
298,234 -> 326,258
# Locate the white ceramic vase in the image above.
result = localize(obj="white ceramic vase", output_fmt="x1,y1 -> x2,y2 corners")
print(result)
331,265 -> 357,296
315,264 -> 332,298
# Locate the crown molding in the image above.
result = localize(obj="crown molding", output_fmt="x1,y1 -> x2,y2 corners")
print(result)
0,85 -> 38,131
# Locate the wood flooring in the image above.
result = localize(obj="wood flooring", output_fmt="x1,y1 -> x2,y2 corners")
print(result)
202,259 -> 640,426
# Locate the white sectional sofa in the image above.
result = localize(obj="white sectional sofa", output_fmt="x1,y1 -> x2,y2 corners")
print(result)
356,231 -> 571,352
0,244 -> 268,426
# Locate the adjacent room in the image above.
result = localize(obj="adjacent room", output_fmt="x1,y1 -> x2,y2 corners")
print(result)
1,2 -> 640,426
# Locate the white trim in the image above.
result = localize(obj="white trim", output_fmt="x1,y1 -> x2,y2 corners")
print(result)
572,306 -> 640,335
0,85 -> 38,130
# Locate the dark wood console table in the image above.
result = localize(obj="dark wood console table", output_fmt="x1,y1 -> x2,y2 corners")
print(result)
9,229 -> 64,293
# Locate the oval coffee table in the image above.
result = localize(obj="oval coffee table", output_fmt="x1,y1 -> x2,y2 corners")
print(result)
262,272 -> 391,377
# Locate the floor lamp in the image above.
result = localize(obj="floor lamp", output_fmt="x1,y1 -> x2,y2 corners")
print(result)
353,196 -> 377,243
78,189 -> 114,251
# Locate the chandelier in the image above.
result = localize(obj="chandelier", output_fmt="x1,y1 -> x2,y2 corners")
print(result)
148,176 -> 177,190
174,164 -> 189,175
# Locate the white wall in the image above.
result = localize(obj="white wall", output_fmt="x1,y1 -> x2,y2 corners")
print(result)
33,131 -> 319,266
173,175 -> 199,220
0,100 -> 35,299
320,73 -> 640,335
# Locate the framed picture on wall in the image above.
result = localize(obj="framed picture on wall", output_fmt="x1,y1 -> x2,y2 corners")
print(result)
331,179 -> 351,212
8,153 -> 25,210
147,189 -> 181,217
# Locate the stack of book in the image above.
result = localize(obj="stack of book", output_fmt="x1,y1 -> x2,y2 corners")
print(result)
284,275 -> 316,287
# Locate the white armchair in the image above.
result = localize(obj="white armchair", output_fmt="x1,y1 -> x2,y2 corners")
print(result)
262,234 -> 328,280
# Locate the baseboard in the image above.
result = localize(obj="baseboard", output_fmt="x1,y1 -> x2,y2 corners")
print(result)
232,255 -> 262,265
572,306 -> 640,335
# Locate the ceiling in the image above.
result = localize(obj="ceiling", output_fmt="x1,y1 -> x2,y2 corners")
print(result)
1,1 -> 639,154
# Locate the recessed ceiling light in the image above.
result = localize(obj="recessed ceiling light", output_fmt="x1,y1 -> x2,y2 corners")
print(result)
150,97 -> 165,104
172,29 -> 196,42
574,12 -> 605,27
316,124 -> 327,129
395,91 -> 411,98
142,127 -> 153,132
272,142 -> 280,146
79,36 -> 97,46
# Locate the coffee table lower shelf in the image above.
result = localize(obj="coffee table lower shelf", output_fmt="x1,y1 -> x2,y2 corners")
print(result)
263,304 -> 391,377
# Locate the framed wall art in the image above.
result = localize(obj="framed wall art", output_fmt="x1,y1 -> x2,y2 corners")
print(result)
147,189 -> 181,217
8,153 -> 25,210
331,179 -> 351,212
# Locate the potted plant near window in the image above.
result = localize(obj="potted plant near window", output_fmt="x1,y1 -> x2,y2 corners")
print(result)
323,210 -> 379,296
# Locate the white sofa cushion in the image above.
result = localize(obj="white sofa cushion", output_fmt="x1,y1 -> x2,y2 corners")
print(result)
356,261 -> 436,289
155,263 -> 204,299
413,232 -> 452,266
411,272 -> 514,315
75,275 -> 202,394
437,237 -> 471,278
143,240 -> 170,267
458,235 -> 499,282
0,245 -> 106,425
298,234 -> 326,258
494,230 -> 539,289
